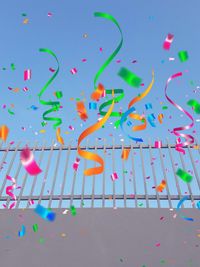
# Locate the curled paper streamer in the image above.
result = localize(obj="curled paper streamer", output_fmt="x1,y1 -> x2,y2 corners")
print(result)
176,196 -> 194,222
120,70 -> 155,142
0,125 -> 9,142
93,12 -> 124,126
38,48 -> 62,129
76,101 -> 88,121
164,72 -> 194,154
56,128 -> 64,145
20,146 -> 42,176
3,175 -> 17,209
78,96 -> 115,176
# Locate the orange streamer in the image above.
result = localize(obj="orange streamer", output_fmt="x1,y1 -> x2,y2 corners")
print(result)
78,93 -> 115,176
128,70 -> 155,131
56,127 -> 64,145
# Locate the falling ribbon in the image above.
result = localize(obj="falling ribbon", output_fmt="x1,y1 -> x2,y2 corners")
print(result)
78,95 -> 115,176
93,12 -> 124,127
3,175 -> 17,209
38,48 -> 62,129
164,72 -> 194,154
176,196 -> 194,222
56,127 -> 64,145
120,70 -> 155,142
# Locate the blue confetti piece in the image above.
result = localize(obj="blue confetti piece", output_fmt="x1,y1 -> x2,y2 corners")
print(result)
18,225 -> 26,237
34,204 -> 56,222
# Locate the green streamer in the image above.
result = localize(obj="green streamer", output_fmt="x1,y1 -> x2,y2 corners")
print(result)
38,48 -> 62,129
94,12 -> 124,126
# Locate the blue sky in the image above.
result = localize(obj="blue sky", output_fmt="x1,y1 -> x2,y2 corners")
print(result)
0,0 -> 200,147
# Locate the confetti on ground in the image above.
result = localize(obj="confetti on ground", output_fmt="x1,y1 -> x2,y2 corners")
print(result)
32,224 -> 38,232
18,225 -> 26,237
34,204 -> 56,222
70,205 -> 77,216
176,168 -> 193,183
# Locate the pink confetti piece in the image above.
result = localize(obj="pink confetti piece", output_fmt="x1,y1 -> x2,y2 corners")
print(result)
47,12 -> 53,17
70,68 -> 77,75
111,172 -> 118,181
20,146 -> 42,176
28,199 -> 34,206
69,125 -> 75,131
24,69 -> 31,81
99,47 -> 103,52
49,67 -> 55,72
73,157 -> 80,171
116,59 -> 121,63
163,33 -> 174,50
160,216 -> 164,220
3,105 -> 6,109
131,60 -> 137,63
155,243 -> 161,247
155,141 -> 162,148
23,87 -> 29,92
8,87 -> 13,90
82,59 -> 87,62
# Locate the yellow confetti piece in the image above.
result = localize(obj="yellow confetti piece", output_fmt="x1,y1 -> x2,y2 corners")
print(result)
23,18 -> 29,24
193,145 -> 199,149
39,130 -> 46,133
64,131 -> 69,134
61,233 -> 66,237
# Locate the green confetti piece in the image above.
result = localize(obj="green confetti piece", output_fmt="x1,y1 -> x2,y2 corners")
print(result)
11,63 -> 15,70
22,13 -> 27,16
178,50 -> 188,62
187,99 -> 200,114
138,203 -> 143,207
160,259 -> 166,264
162,106 -> 168,110
32,224 -> 38,232
41,121 -> 47,127
76,98 -> 80,101
8,109 -> 15,115
2,67 -> 6,70
39,237 -> 45,244
118,67 -> 142,88
55,91 -> 63,99
176,168 -> 193,183
70,205 -> 76,216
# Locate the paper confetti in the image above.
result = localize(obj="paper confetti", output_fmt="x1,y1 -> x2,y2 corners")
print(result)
178,50 -> 188,62
24,69 -> 31,81
163,33 -> 174,50
34,204 -> 56,222
176,168 -> 193,183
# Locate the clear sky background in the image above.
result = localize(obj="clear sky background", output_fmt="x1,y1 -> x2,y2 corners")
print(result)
0,0 -> 200,147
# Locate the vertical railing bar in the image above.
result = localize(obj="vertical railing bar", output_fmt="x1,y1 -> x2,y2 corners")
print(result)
38,140 -> 55,205
139,143 -> 149,208
0,142 -> 21,198
148,138 -> 160,208
112,137 -> 116,208
158,140 -> 172,208
59,140 -> 72,208
176,144 -> 194,208
187,146 -> 200,191
26,140 -> 47,208
102,138 -> 106,208
80,139 -> 89,208
91,139 -> 97,208
130,141 -> 138,207
166,138 -> 184,207
48,143 -> 63,208
121,141 -> 127,208
16,141 -> 38,208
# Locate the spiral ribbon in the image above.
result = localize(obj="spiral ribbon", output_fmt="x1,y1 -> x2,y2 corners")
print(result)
120,70 -> 155,142
164,72 -> 194,154
78,94 -> 115,176
93,12 -> 125,127
176,196 -> 194,222
4,175 -> 16,209
38,48 -> 62,129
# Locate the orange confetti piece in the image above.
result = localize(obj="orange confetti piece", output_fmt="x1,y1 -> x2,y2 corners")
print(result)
158,113 -> 164,124
0,125 -> 9,142
78,91 -> 115,176
121,148 -> 130,160
156,180 -> 166,192
91,83 -> 105,101
23,18 -> 29,24
56,128 -> 64,145
76,101 -> 88,121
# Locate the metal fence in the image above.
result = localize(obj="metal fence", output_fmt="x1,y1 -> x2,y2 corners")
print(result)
0,138 -> 200,209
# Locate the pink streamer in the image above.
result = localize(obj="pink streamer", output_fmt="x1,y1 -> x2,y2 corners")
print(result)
3,175 -> 17,209
164,72 -> 194,154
